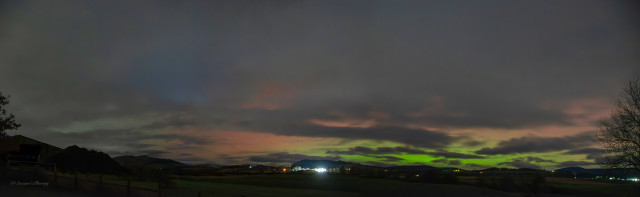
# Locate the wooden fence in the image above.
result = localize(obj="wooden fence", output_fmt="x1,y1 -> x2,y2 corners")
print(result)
4,166 -> 202,197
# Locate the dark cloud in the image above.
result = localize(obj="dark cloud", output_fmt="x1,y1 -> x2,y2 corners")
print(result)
248,152 -> 342,163
525,156 -> 555,163
34,129 -> 212,156
327,146 -> 428,155
564,148 -> 604,160
138,114 -> 200,131
428,151 -> 485,159
275,125 -> 457,148
389,147 -> 431,154
465,163 -> 492,170
431,159 -> 448,164
327,146 -> 484,159
461,140 -> 484,147
370,155 -> 404,162
152,134 -> 212,145
431,159 -> 461,166
498,158 -> 542,169
493,157 -> 554,169
475,132 -> 596,155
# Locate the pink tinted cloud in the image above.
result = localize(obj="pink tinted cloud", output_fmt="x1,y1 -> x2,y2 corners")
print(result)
208,130 -> 338,156
239,83 -> 299,110
308,118 -> 377,128
561,98 -> 613,124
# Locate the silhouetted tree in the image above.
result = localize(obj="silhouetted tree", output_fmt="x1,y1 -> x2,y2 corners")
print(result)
0,92 -> 21,138
52,145 -> 125,174
598,77 -> 640,171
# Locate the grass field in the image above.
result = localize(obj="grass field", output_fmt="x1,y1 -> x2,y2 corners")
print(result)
175,179 -> 360,197
173,174 -> 520,197
458,176 -> 640,196
545,178 -> 640,196
40,173 -> 640,197
55,173 -> 159,191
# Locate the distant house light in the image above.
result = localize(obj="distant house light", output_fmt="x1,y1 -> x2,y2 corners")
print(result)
314,168 -> 327,173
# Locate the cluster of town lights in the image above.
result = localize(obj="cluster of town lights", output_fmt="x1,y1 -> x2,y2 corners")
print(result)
607,177 -> 639,182
314,168 -> 327,173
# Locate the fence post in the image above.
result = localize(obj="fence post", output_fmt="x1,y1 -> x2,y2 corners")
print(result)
74,172 -> 78,192
158,176 -> 162,197
98,174 -> 102,191
1,161 -> 6,178
127,176 -> 131,196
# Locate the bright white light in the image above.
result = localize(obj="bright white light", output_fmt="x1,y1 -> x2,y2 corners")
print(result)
314,168 -> 327,173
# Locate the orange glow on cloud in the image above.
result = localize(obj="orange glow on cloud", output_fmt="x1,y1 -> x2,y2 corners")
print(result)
155,96 -> 618,165
239,83 -> 299,110
561,98 -> 613,125
153,129 -> 345,164
208,130 -> 340,155
308,118 -> 377,128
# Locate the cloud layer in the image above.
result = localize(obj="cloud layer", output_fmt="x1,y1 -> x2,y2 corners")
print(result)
475,132 -> 596,155
327,146 -> 484,159
0,0 -> 638,167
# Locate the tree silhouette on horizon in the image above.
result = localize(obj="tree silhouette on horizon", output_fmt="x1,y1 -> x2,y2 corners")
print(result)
598,77 -> 640,171
0,91 -> 21,138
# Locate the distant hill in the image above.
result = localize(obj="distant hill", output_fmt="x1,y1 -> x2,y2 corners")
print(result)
192,163 -> 220,168
291,159 -> 358,169
555,167 -> 591,173
113,155 -> 187,169
554,166 -> 640,178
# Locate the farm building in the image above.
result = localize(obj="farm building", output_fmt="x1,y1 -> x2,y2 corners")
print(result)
0,135 -> 62,162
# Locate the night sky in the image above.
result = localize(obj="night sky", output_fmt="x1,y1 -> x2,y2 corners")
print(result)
1,0 -> 639,169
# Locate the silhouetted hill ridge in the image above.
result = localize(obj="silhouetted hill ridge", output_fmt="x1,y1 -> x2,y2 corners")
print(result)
113,155 -> 187,168
554,166 -> 640,178
53,145 -> 125,174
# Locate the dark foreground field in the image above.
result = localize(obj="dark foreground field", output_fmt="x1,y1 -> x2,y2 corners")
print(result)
3,173 -> 640,197
174,174 -> 640,197
2,173 -> 518,197
174,174 -> 519,197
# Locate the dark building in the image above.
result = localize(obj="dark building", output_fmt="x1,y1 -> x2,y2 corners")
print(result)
0,135 -> 62,162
